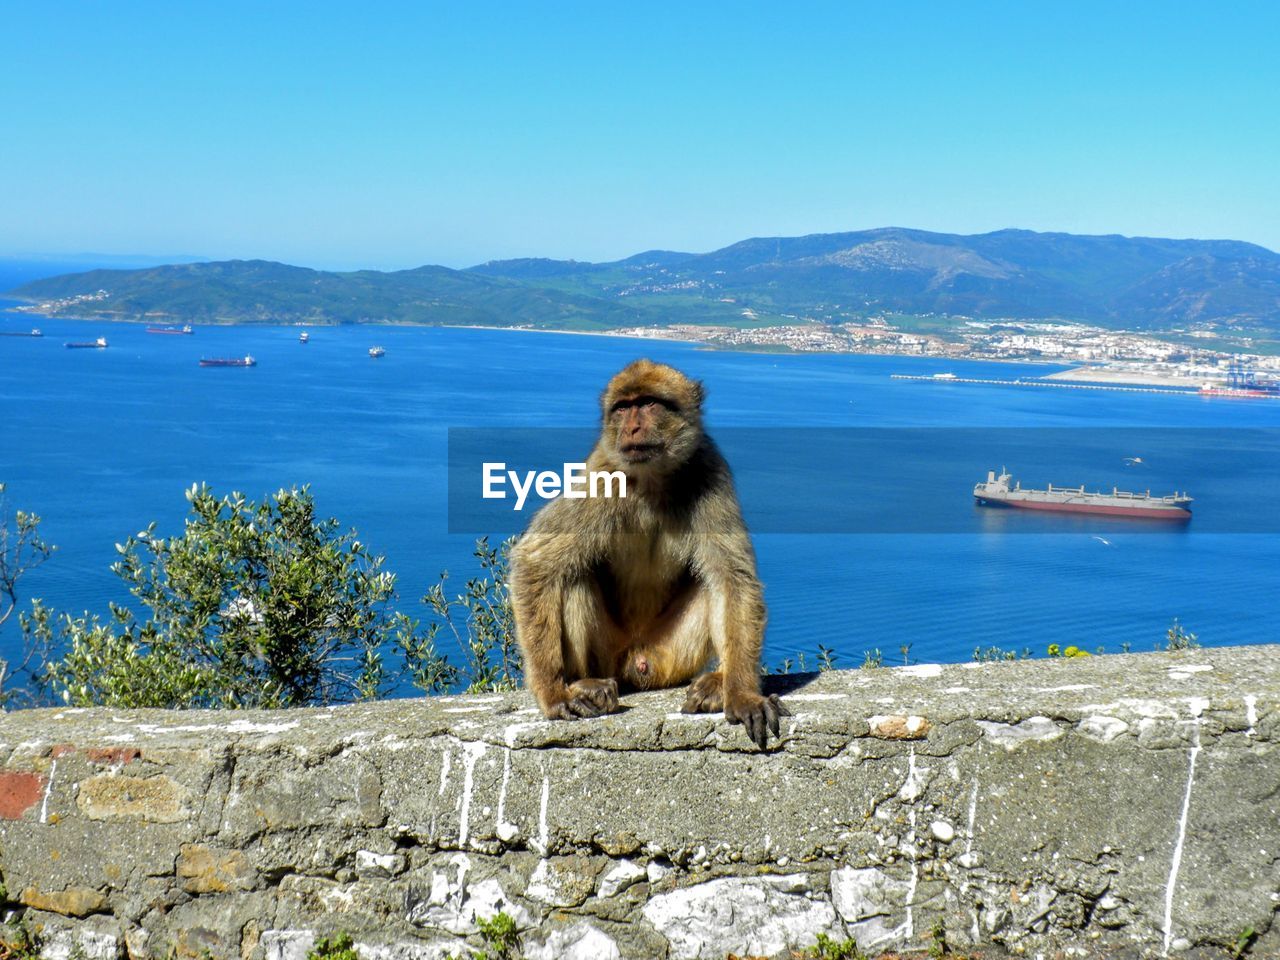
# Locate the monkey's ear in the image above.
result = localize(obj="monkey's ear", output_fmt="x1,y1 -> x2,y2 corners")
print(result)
693,380 -> 707,407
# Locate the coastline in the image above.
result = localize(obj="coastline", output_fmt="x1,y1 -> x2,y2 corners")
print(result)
0,305 -> 1206,379
0,306 -> 1074,369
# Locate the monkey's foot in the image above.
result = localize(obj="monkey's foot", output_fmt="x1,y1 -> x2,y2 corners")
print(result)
680,671 -> 725,714
725,690 -> 791,749
546,678 -> 619,720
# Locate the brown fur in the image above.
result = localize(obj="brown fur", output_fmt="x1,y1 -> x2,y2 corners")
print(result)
510,359 -> 787,747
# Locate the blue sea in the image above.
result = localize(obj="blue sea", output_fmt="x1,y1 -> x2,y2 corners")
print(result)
3,260 -> 1279,686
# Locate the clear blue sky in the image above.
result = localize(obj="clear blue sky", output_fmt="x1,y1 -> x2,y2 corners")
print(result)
2,2 -> 1277,269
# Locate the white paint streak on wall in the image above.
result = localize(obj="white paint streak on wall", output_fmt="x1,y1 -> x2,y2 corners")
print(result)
1162,698 -> 1206,956
964,778 -> 979,859
495,747 -> 518,842
457,740 -> 488,847
40,759 -> 56,823
899,746 -> 920,944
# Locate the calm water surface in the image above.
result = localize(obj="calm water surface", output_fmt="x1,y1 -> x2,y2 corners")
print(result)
3,294 -> 1279,683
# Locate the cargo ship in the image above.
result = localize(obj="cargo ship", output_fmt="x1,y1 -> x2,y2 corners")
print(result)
199,355 -> 256,367
65,337 -> 108,349
1199,362 -> 1280,399
974,469 -> 1192,520
146,324 -> 193,335
0,328 -> 42,337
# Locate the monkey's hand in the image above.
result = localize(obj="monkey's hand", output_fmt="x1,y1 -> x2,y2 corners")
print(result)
724,691 -> 790,749
543,678 -> 619,720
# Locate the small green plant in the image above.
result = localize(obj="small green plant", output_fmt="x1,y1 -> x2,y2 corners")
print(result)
929,919 -> 950,958
1047,644 -> 1091,659
1232,924 -> 1257,959
817,644 -> 837,671
1165,617 -> 1201,651
899,642 -> 913,666
307,932 -> 358,960
804,931 -> 864,959
0,915 -> 40,960
472,911 -> 520,960
861,648 -> 883,669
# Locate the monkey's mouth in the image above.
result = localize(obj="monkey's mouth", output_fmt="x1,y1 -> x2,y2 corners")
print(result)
620,443 -> 663,462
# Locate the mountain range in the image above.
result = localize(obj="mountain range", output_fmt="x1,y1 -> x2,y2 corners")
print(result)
9,228 -> 1280,332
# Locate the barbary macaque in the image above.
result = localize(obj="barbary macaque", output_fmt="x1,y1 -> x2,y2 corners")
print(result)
510,359 -> 787,747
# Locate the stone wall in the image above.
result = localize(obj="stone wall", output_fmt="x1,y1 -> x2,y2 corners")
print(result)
1,645 -> 1278,960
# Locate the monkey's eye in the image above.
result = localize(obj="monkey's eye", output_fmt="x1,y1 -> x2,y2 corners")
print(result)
610,395 -> 680,415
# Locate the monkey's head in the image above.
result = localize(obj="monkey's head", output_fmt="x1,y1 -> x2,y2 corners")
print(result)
600,360 -> 705,473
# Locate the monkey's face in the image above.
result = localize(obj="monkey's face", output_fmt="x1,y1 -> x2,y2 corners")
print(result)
600,361 -> 705,474
605,393 -> 699,471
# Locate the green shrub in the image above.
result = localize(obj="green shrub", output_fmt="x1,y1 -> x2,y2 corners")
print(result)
424,537 -> 520,693
472,911 -> 520,960
0,484 -> 55,705
307,932 -> 358,960
25,484 -> 453,708
1165,617 -> 1200,651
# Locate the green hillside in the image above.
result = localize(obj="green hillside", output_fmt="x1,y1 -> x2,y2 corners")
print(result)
11,228 -> 1280,331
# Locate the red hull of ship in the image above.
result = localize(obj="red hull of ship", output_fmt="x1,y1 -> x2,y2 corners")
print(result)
983,499 -> 1190,520
1200,388 -> 1280,399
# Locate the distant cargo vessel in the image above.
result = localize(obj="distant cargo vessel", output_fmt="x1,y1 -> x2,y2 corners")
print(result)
0,328 -> 42,337
974,469 -> 1192,520
146,324 -> 193,335
199,355 -> 256,367
65,337 -> 108,349
1200,362 -> 1280,399
369,346 -> 385,358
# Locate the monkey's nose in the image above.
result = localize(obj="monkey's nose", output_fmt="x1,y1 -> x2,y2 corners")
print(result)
635,655 -> 649,675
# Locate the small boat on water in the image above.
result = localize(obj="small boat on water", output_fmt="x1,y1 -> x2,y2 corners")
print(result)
369,346 -> 386,358
299,331 -> 310,343
65,337 -> 109,349
146,324 -> 193,335
199,355 -> 257,368
0,328 -> 42,337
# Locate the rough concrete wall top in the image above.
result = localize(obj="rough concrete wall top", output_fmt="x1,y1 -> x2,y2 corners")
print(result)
1,645 -> 1278,959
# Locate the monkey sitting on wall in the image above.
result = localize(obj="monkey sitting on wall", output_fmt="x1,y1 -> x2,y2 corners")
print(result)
510,359 -> 788,748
